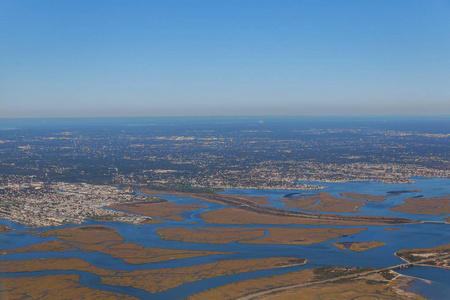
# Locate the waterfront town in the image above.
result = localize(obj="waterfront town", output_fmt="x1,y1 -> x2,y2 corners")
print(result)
1,120 -> 449,227
1,122 -> 449,191
0,179 -> 154,227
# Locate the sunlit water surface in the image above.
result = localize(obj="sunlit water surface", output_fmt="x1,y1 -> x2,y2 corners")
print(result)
1,177 -> 449,299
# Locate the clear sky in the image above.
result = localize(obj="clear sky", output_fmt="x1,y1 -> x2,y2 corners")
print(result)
1,0 -> 449,118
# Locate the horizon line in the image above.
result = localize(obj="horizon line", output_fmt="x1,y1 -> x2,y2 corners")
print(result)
1,114 -> 450,121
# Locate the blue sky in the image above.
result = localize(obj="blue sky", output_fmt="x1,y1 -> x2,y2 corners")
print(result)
1,0 -> 449,118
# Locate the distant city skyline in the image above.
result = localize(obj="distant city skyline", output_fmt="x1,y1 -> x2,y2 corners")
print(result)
1,0 -> 449,118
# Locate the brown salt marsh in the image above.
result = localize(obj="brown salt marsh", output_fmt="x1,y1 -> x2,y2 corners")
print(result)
156,227 -> 266,244
101,257 -> 307,294
139,218 -> 167,224
251,277 -> 424,300
240,227 -> 366,245
140,188 -> 271,205
140,188 -> 416,225
281,192 -> 366,213
339,192 -> 394,202
186,268 -> 315,300
200,207 -> 416,226
0,224 -> 14,233
1,257 -> 115,276
2,239 -> 76,255
157,227 -> 366,245
333,241 -> 386,252
5,225 -> 232,264
98,243 -> 231,264
186,266 -> 421,300
108,200 -> 206,221
39,224 -> 124,244
0,275 -> 137,300
390,195 -> 450,215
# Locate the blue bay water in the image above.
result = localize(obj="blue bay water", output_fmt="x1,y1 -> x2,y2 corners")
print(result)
1,177 -> 450,299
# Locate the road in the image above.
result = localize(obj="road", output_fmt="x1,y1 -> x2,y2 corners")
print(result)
237,254 -> 450,300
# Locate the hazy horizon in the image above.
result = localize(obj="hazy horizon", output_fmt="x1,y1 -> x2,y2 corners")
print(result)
1,1 -> 449,118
